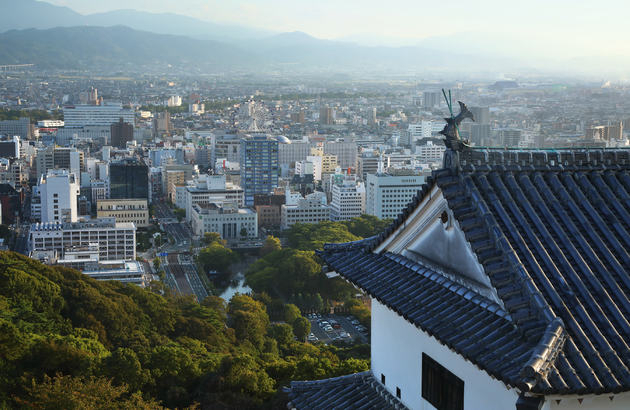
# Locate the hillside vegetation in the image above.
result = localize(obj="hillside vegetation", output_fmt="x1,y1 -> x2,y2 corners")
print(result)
0,251 -> 368,409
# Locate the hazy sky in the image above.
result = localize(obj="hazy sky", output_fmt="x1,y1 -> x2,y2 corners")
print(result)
46,0 -> 627,57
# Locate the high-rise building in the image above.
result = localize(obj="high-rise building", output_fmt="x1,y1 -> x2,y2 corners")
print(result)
63,104 -> 134,128
499,129 -> 522,147
366,173 -> 425,219
470,106 -> 490,124
319,106 -> 334,125
35,146 -> 83,179
37,169 -> 79,223
153,112 -> 171,137
358,153 -> 381,181
585,123 -> 624,141
470,124 -> 492,146
0,136 -> 20,159
240,135 -> 279,206
0,118 -> 32,140
330,175 -> 365,221
110,118 -> 134,148
368,107 -> 377,126
422,91 -> 441,109
109,159 -> 149,200
408,121 -> 435,142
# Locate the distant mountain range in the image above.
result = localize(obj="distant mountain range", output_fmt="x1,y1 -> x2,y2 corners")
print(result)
0,25 -> 527,73
0,0 -> 626,76
0,0 -> 273,42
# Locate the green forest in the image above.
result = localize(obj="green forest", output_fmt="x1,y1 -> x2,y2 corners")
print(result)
0,251 -> 370,409
0,215 -> 390,408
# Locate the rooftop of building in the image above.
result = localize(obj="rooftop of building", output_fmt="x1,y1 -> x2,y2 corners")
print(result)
316,146 -> 630,397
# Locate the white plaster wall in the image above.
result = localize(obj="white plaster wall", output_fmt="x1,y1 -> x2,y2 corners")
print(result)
543,392 -> 630,410
371,299 -> 519,410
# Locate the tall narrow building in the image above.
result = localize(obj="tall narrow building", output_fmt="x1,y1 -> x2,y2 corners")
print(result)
240,135 -> 279,206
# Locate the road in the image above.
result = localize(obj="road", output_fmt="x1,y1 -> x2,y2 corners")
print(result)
162,252 -> 208,302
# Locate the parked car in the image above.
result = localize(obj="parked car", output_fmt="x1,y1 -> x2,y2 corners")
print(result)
333,323 -> 341,329
324,325 -> 334,332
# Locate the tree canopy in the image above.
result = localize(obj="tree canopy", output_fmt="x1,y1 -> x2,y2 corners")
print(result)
0,251 -> 369,408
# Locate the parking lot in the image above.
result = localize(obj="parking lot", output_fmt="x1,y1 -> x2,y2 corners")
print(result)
306,314 -> 369,344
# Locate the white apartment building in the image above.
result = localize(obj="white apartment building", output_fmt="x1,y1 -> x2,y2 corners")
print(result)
63,103 -> 135,128
29,218 -> 136,261
295,160 -> 315,178
96,199 -> 150,228
281,191 -> 330,229
38,169 -> 80,223
190,203 -> 257,240
366,173 -> 425,219
330,176 -> 365,221
91,180 -> 109,203
184,174 -> 244,222
415,141 -> 446,163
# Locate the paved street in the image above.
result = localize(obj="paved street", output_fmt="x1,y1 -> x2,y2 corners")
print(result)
162,252 -> 208,302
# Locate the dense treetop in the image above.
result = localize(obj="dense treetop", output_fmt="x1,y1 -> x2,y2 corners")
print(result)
0,251 -> 368,409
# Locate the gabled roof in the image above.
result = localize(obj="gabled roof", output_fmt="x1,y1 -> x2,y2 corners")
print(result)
321,148 -> 630,396
285,371 -> 407,410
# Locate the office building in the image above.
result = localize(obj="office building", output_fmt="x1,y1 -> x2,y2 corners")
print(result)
109,159 -> 149,200
96,199 -> 149,228
586,123 -> 624,141
470,106 -> 490,124
153,112 -> 171,137
214,136 -> 241,163
415,141 -> 446,163
0,118 -> 32,140
358,153 -> 381,181
499,129 -> 522,147
470,124 -> 492,146
320,106 -> 334,125
366,173 -> 425,219
37,169 -> 79,223
324,140 -> 357,169
57,245 -> 150,287
422,91 -> 441,109
330,176 -> 365,221
190,203 -> 258,240
184,174 -> 244,221
254,190 -> 285,229
110,118 -> 134,148
29,218 -> 136,261
280,191 -> 330,229
35,146 -> 83,179
0,136 -> 20,159
0,183 -> 22,224
279,141 -> 311,166
240,135 -> 279,206
63,104 -> 134,128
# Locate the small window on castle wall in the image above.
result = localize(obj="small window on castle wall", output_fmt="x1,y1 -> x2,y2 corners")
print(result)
396,387 -> 401,399
440,211 -> 449,225
422,353 -> 464,410
381,374 -> 386,385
